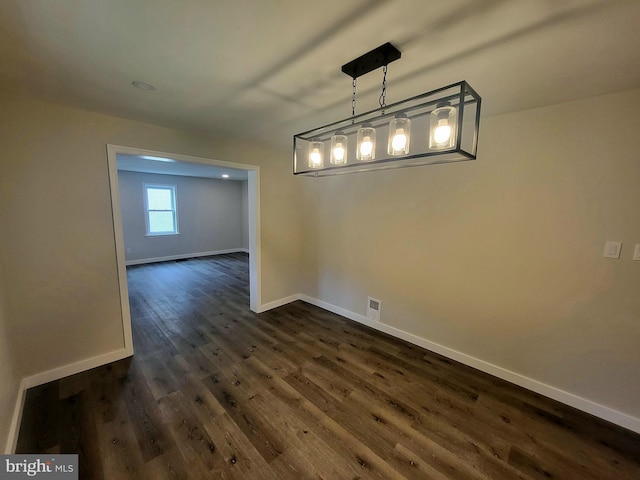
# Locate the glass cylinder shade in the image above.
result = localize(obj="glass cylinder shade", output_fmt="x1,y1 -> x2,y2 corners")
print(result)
308,139 -> 324,168
388,114 -> 411,156
429,104 -> 457,150
356,124 -> 376,161
330,132 -> 348,165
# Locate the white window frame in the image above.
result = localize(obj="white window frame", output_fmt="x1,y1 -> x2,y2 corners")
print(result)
144,184 -> 179,236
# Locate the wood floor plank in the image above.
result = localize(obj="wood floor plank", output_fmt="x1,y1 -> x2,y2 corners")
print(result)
140,446 -> 207,480
15,253 -> 640,479
204,371 -> 286,464
202,412 -> 279,480
251,357 -> 405,480
122,362 -> 176,463
57,392 -> 105,479
154,389 -> 222,477
98,396 -> 146,479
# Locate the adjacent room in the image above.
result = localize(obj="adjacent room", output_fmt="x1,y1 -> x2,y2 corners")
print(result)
116,154 -> 250,266
1,1 -> 639,479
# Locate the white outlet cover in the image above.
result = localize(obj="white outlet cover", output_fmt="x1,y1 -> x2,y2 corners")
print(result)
633,244 -> 640,261
603,241 -> 622,259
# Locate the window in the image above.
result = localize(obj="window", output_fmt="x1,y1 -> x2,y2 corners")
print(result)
144,184 -> 178,235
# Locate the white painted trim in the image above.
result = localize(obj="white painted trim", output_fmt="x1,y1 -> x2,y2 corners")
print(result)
125,248 -> 248,266
5,348 -> 131,453
5,381 -> 26,454
299,295 -> 640,434
299,295 -> 368,323
257,294 -> 300,313
247,170 -> 260,313
107,145 -> 134,355
21,348 -> 131,390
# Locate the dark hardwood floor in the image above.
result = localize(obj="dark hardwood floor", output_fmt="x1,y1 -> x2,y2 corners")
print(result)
16,253 -> 640,479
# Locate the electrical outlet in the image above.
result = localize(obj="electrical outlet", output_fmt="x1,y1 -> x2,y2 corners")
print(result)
633,244 -> 640,261
367,297 -> 381,322
126,248 -> 132,254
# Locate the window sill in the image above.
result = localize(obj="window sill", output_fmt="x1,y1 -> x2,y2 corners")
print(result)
146,232 -> 180,237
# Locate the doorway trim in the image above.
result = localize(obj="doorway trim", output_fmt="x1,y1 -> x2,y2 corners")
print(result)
106,144 -> 261,355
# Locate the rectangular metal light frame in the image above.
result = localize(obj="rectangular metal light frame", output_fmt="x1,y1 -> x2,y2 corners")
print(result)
293,81 -> 481,176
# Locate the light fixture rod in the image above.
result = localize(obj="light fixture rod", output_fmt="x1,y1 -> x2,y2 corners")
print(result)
297,97 -> 476,143
296,82 -> 469,140
341,42 -> 401,79
298,148 -> 477,176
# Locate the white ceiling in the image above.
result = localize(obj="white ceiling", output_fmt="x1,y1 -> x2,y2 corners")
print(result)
117,154 -> 248,181
1,0 -> 640,149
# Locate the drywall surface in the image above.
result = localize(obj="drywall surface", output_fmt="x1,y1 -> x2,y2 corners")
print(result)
0,92 -> 301,379
299,88 -> 640,419
118,171 -> 245,261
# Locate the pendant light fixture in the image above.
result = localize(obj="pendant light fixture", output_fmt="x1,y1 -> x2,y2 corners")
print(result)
293,43 -> 481,176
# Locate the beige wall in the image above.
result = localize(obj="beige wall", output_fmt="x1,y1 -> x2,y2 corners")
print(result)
299,88 -> 640,419
0,92 -> 301,398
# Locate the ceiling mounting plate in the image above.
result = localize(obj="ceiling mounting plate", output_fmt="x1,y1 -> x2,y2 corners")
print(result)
341,42 -> 401,79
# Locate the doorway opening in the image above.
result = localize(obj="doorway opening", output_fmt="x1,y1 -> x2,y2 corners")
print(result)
106,144 -> 261,355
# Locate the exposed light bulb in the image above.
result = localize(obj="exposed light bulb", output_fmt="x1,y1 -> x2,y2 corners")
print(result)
359,138 -> 373,158
333,144 -> 345,162
391,129 -> 407,152
433,121 -> 452,144
310,149 -> 322,165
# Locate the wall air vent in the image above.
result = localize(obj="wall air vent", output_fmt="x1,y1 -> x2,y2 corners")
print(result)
367,297 -> 381,322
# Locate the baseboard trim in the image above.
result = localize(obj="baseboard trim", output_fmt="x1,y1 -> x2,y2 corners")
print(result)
299,295 -> 368,323
257,294 -> 301,313
6,347 -> 132,453
125,249 -> 248,266
4,381 -> 26,454
299,295 -> 640,434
